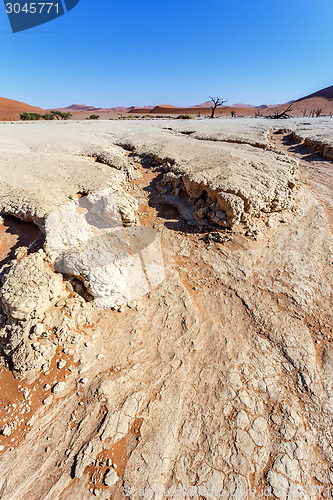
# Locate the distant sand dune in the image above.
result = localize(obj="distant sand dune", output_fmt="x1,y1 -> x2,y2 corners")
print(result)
1,85 -> 332,121
0,97 -> 45,120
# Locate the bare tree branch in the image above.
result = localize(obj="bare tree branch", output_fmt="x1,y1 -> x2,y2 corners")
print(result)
267,103 -> 293,119
209,96 -> 228,118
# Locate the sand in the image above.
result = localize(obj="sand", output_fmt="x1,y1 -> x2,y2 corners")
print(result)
1,83 -> 332,122
0,97 -> 45,121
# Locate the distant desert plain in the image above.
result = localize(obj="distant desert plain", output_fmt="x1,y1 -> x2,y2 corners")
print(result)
1,84 -> 333,120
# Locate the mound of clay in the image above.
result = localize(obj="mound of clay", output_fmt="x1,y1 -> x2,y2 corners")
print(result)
0,250 -> 66,321
0,250 -> 69,378
45,189 -> 164,309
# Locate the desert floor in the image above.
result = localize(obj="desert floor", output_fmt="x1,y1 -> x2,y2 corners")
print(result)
0,117 -> 332,499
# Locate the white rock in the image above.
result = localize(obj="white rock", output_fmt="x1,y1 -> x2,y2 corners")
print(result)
235,410 -> 250,429
0,251 -> 67,321
179,249 -> 190,258
235,430 -> 255,456
223,474 -> 249,500
273,453 -> 301,482
252,416 -> 267,433
52,382 -> 66,394
45,190 -> 164,310
23,389 -> 30,400
1,424 -> 12,437
266,469 -> 289,500
104,468 -> 118,487
34,323 -> 46,337
249,417 -> 268,446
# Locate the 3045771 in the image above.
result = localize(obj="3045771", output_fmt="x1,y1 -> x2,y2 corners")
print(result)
5,3 -> 60,14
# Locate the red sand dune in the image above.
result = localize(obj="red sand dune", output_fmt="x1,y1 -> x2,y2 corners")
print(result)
2,85 -> 332,121
274,99 -> 333,116
190,101 -> 214,108
132,105 -> 257,116
264,86 -> 333,117
49,104 -> 156,119
231,103 -> 257,108
0,97 -> 45,121
295,85 -> 333,102
189,101 -> 259,109
112,106 -> 134,113
283,85 -> 333,116
154,104 -> 178,108
61,104 -> 102,112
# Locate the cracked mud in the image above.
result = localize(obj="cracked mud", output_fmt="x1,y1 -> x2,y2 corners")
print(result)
0,118 -> 332,499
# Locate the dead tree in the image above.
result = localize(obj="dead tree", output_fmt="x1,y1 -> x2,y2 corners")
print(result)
310,108 -> 323,117
267,103 -> 293,119
209,96 -> 227,118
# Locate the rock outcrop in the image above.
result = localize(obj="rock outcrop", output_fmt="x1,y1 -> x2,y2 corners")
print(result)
45,189 -> 164,309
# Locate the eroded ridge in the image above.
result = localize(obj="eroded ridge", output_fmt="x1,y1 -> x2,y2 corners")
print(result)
113,132 -> 298,229
285,130 -> 333,161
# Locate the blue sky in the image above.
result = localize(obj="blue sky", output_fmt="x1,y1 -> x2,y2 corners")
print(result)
0,0 -> 332,108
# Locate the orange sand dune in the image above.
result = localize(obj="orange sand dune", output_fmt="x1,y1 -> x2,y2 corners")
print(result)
268,97 -> 333,117
60,104 -> 102,112
131,105 -> 257,117
295,84 -> 333,101
4,83 -> 332,122
189,101 -> 214,108
0,97 -> 45,121
155,104 -> 178,108
287,97 -> 333,116
273,85 -> 333,116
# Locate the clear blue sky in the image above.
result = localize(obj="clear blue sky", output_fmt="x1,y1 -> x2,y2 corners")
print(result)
0,0 -> 332,108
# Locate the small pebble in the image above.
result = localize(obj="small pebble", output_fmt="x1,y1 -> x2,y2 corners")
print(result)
52,382 -> 66,394
1,425 -> 12,437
